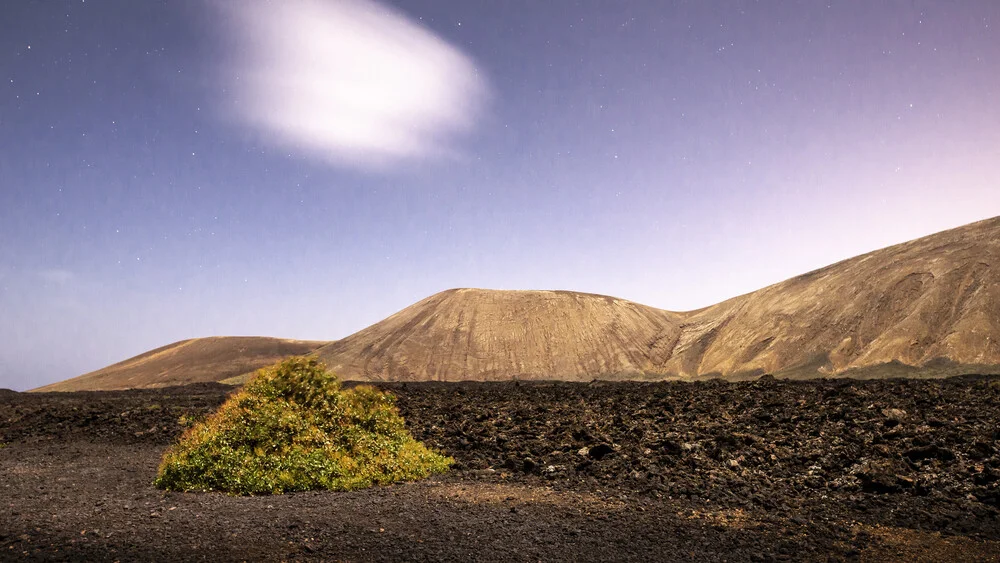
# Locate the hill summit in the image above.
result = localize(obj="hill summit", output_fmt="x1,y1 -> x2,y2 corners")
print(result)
315,289 -> 681,381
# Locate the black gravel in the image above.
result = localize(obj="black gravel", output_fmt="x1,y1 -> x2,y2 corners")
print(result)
1,376 -> 998,562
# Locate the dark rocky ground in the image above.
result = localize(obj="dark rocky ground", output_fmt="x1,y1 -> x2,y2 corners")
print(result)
1,376 -> 999,562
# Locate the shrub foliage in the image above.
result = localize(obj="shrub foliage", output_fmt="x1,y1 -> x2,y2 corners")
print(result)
154,356 -> 451,494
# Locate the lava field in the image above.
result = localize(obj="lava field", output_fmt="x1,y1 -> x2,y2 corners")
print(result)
1,376 -> 999,562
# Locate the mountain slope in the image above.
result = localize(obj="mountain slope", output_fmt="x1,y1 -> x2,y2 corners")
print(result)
34,216 -> 1000,389
315,289 -> 682,381
319,217 -> 1000,381
655,216 -> 1000,378
33,337 -> 328,392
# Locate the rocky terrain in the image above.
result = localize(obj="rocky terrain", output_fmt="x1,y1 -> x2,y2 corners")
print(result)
35,217 -> 1000,391
3,376 -> 999,561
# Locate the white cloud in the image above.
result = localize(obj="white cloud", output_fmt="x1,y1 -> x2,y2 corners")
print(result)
215,0 -> 488,169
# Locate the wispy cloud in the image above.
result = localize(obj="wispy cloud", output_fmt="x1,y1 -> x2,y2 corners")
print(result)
215,0 -> 488,170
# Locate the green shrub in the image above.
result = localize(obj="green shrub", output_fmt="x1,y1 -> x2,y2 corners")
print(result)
153,356 -> 451,494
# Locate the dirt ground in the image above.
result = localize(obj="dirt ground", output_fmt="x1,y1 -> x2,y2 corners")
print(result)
1,377 -> 999,562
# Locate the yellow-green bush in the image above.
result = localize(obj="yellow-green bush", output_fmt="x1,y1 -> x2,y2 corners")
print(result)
154,356 -> 451,494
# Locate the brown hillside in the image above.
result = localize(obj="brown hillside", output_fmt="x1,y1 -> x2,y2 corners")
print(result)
36,216 -> 1000,389
653,216 -> 1000,379
319,217 -> 1000,381
315,289 -> 682,381
33,337 -> 327,392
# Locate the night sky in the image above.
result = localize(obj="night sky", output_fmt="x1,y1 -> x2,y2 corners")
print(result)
2,1 -> 998,390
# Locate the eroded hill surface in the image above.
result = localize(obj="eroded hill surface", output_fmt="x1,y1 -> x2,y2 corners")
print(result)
655,216 -> 1000,379
316,289 -> 682,381
319,218 -> 1000,381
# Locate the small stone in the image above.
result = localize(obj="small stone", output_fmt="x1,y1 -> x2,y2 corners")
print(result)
882,408 -> 907,422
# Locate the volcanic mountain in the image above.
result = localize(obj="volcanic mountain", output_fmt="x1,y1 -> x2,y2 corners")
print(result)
33,337 -> 327,392
34,216 -> 1000,390
314,289 -> 682,382
652,216 -> 1000,379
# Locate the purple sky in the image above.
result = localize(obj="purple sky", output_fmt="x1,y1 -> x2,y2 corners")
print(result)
1,0 -> 999,390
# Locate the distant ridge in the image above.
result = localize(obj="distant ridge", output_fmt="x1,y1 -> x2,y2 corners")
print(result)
33,337 -> 326,392
34,216 -> 1000,390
